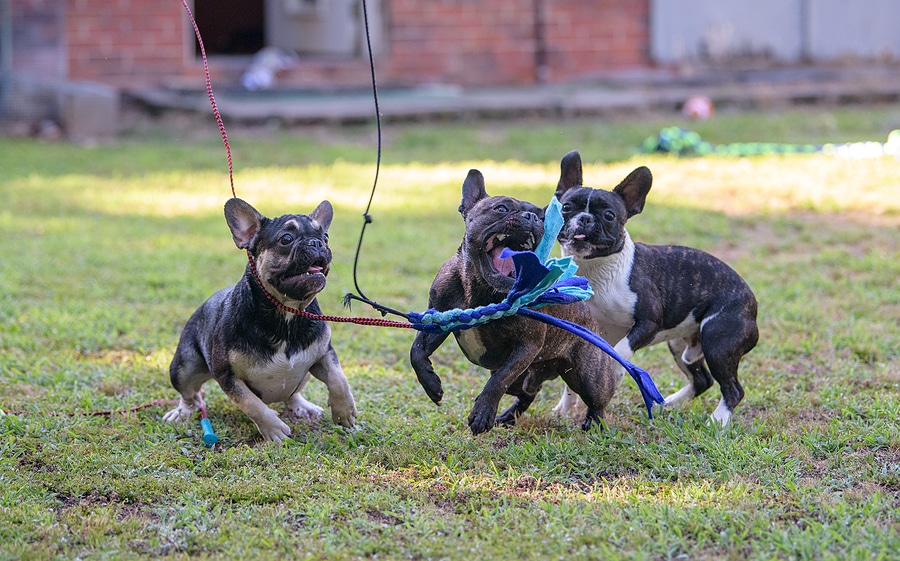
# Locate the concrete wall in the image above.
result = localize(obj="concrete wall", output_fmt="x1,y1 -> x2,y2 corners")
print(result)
651,0 -> 900,64
808,0 -> 900,60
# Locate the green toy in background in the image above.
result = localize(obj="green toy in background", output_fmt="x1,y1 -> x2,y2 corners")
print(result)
643,126 -> 900,159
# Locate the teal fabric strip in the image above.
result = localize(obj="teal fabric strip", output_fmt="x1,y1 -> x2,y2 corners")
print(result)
535,196 -> 562,263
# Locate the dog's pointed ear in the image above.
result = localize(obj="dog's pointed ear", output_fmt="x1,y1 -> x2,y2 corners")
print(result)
613,166 -> 653,218
555,150 -> 583,199
309,200 -> 334,233
224,198 -> 265,250
459,169 -> 487,219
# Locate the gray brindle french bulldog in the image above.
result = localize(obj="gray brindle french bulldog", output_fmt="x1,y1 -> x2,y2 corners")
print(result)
409,169 -> 621,434
552,151 -> 758,425
163,198 -> 357,442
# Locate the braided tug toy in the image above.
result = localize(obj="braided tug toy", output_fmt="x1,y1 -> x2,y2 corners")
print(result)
643,127 -> 900,158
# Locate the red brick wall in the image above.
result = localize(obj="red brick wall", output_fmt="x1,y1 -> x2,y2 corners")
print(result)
384,0 -> 538,87
66,0 -> 187,87
60,0 -> 649,89
383,0 -> 649,87
542,0 -> 650,82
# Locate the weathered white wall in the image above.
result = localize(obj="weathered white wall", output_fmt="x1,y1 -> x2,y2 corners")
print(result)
808,0 -> 900,59
651,0 -> 900,64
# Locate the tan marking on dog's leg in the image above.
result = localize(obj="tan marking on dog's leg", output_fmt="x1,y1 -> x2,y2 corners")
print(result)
681,340 -> 704,365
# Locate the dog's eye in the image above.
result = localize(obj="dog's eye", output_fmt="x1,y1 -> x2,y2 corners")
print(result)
561,203 -> 572,212
494,204 -> 509,213
603,210 -> 616,221
279,233 -> 294,245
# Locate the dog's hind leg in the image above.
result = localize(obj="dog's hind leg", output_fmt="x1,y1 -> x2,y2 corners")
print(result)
700,314 -> 758,426
559,357 -> 617,432
163,345 -> 212,423
283,372 -> 324,424
663,336 -> 714,407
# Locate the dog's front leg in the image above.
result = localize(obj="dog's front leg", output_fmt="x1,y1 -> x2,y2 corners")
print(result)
410,331 -> 450,404
468,346 -> 540,435
309,347 -> 357,428
221,377 -> 292,442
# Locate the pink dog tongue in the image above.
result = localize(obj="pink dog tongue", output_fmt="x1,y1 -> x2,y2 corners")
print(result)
307,265 -> 323,275
490,247 -> 515,277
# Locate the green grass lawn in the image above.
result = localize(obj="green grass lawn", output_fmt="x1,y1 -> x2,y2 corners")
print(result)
1,105 -> 899,560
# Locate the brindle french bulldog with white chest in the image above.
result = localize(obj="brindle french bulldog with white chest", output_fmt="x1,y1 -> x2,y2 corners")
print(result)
552,151 -> 758,425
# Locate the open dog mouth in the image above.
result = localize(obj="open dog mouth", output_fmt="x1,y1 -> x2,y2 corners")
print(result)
484,232 -> 536,277
558,228 -> 596,253
284,257 -> 328,282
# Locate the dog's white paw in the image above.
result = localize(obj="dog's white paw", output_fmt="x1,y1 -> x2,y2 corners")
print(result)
329,397 -> 357,428
162,399 -> 197,423
331,405 -> 357,428
552,389 -> 583,418
282,395 -> 324,424
326,386 -> 357,428
664,384 -> 696,408
708,399 -> 732,426
255,408 -> 293,442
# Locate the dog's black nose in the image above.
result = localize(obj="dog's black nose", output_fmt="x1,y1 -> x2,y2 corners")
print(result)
576,214 -> 593,227
307,239 -> 325,249
522,211 -> 539,223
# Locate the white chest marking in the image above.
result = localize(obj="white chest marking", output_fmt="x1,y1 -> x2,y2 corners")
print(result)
565,232 -> 638,343
230,337 -> 328,404
455,328 -> 488,365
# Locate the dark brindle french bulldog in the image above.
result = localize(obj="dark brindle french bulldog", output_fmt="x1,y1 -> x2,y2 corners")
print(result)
552,151 -> 758,425
163,198 -> 356,442
409,169 -> 621,434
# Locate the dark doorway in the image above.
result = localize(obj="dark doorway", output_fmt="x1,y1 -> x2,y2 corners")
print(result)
194,0 -> 265,55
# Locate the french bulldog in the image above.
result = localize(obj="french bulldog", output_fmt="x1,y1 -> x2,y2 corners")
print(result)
409,169 -> 621,434
551,151 -> 758,425
163,198 -> 357,442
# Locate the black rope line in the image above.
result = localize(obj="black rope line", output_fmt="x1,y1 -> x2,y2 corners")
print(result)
343,0 -> 397,316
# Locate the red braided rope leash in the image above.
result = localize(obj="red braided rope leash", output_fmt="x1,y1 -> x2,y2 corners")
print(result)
245,250 -> 414,329
180,0 -> 413,331
1,400 -> 177,417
